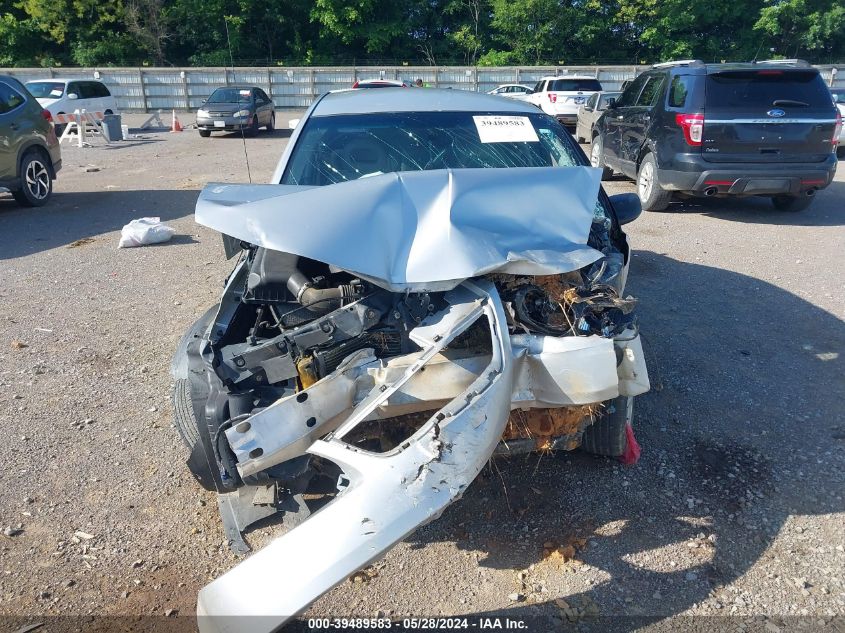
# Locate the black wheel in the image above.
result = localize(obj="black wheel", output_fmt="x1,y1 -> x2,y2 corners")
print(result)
173,377 -> 201,451
104,109 -> 113,115
771,194 -> 813,212
581,396 -> 632,457
837,146 -> 844,159
12,150 -> 52,207
589,134 -> 612,180
248,114 -> 260,135
198,129 -> 211,138
266,112 -> 275,132
637,153 -> 673,211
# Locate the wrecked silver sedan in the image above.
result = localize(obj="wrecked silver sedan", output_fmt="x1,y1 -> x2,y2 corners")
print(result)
171,89 -> 649,632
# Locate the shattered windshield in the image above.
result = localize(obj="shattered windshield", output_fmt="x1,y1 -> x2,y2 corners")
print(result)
281,111 -> 581,186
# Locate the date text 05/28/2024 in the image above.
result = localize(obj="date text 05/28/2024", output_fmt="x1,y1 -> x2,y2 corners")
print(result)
307,617 -> 528,630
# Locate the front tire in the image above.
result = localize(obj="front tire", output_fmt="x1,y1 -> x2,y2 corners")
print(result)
771,194 -> 813,212
637,153 -> 672,211
12,151 -> 53,207
198,129 -> 211,138
266,112 -> 275,132
581,396 -> 632,457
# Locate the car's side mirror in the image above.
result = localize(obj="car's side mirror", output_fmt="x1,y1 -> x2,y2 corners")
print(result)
584,106 -> 593,112
609,193 -> 642,225
67,93 -> 78,100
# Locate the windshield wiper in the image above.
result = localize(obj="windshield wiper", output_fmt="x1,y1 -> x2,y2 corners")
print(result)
772,99 -> 809,107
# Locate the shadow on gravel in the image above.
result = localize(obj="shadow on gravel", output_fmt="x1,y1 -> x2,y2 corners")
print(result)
0,189 -> 200,259
408,251 -> 844,628
649,180 -> 845,227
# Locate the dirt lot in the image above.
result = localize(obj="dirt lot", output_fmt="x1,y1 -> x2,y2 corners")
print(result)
1,112 -> 843,632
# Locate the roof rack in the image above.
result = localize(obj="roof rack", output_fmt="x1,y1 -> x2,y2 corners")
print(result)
755,58 -> 811,67
652,59 -> 704,69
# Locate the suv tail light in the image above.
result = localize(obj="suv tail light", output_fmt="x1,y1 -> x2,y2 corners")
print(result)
833,111 -> 842,150
42,109 -> 53,122
675,113 -> 704,146
351,80 -> 360,89
548,93 -> 557,103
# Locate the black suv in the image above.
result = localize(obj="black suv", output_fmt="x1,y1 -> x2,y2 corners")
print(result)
590,60 -> 841,212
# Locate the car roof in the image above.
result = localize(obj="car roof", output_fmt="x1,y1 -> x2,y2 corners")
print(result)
312,88 -> 539,116
27,78 -> 104,83
538,75 -> 600,81
213,85 -> 259,90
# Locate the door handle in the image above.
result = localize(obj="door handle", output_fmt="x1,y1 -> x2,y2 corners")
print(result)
9,123 -> 19,130
616,115 -> 624,120
643,115 -> 650,121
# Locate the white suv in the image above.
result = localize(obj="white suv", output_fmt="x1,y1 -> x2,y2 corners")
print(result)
25,78 -> 117,120
526,75 -> 603,127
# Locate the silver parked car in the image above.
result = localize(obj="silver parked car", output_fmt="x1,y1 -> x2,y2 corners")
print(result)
486,83 -> 534,100
173,88 -> 649,631
575,90 -> 621,143
195,86 -> 275,137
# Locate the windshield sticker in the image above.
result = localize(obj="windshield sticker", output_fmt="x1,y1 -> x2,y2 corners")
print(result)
239,90 -> 251,96
50,89 -> 63,97
473,115 -> 539,143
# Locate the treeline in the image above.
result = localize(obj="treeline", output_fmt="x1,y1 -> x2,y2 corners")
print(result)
1,0 -> 843,68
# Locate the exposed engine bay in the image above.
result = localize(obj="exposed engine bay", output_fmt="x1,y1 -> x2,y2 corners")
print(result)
172,166 -> 649,632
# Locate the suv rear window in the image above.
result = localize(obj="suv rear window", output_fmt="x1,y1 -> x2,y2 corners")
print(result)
548,79 -> 602,92
706,70 -> 833,109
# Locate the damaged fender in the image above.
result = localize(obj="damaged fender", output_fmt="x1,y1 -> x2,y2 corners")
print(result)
198,280 -> 513,633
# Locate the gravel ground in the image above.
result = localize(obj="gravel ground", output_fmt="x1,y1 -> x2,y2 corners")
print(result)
0,112 -> 843,632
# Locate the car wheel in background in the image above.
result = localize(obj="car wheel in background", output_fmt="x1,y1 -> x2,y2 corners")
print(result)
198,129 -> 211,138
12,151 -> 52,207
581,395 -> 631,457
771,194 -> 813,212
637,153 -> 672,211
590,135 -> 612,180
266,113 -> 275,132
249,115 -> 260,135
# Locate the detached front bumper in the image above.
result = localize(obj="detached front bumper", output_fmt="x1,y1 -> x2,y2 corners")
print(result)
197,280 -> 649,633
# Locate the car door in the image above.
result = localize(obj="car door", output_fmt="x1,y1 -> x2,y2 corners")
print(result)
578,93 -> 597,140
257,89 -> 273,124
0,81 -> 29,181
603,73 -> 649,169
618,74 -> 666,175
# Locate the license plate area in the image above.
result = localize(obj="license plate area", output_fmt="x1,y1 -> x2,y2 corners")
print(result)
214,120 -> 226,128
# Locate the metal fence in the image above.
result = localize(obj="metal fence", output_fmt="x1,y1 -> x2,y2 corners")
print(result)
2,65 -> 842,112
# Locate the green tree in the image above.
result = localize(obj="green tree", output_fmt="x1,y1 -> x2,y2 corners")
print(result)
755,0 -> 845,60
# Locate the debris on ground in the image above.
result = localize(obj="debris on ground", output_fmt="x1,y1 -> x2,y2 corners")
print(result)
66,237 -> 96,248
11,340 -> 28,349
118,217 -> 176,248
3,526 -> 23,537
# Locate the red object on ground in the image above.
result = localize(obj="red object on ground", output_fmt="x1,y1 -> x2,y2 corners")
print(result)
619,423 -> 641,465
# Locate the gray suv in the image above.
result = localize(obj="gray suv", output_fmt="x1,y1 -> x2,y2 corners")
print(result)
0,76 -> 62,207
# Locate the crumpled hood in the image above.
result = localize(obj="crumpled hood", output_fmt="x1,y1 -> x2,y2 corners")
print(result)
195,166 -> 604,292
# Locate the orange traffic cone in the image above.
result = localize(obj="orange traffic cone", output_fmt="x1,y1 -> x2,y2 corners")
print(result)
170,109 -> 183,133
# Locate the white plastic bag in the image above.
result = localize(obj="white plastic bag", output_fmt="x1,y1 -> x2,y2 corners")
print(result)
118,217 -> 176,248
